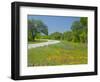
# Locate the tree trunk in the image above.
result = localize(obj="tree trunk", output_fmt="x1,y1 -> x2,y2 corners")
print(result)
31,31 -> 36,41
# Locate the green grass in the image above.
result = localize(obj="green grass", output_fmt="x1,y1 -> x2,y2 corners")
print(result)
28,41 -> 87,66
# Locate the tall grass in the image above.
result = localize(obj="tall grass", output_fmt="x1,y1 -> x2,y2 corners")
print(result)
28,41 -> 87,66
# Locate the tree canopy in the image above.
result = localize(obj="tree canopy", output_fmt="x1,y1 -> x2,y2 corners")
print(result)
28,19 -> 48,41
71,17 -> 88,42
49,32 -> 63,40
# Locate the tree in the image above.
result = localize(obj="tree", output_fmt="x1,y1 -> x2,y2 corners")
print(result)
63,31 -> 73,41
50,32 -> 62,40
70,17 -> 88,43
35,33 -> 41,40
28,19 -> 48,41
80,17 -> 87,26
71,21 -> 82,42
80,17 -> 88,42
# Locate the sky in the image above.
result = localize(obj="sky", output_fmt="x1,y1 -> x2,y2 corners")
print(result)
28,15 -> 80,34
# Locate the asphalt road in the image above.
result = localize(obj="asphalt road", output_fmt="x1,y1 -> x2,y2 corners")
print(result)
28,40 -> 60,49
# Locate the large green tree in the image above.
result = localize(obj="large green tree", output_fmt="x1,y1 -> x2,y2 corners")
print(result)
80,17 -> 87,26
63,31 -> 73,41
70,17 -> 88,43
50,32 -> 62,40
28,19 -> 48,41
80,17 -> 88,42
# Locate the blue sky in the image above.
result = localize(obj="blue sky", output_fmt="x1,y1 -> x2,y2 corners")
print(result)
28,15 -> 80,34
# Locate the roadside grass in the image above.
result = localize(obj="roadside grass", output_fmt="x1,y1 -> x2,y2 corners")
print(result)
28,41 -> 87,66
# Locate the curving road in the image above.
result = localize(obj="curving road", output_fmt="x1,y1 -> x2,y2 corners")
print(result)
28,40 -> 60,49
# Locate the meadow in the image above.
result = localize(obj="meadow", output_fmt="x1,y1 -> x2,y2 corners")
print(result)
28,41 -> 87,66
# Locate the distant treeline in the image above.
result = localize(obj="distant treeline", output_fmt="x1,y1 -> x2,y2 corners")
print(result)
28,17 -> 87,43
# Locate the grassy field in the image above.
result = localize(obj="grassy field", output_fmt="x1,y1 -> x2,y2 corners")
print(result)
28,41 -> 87,66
